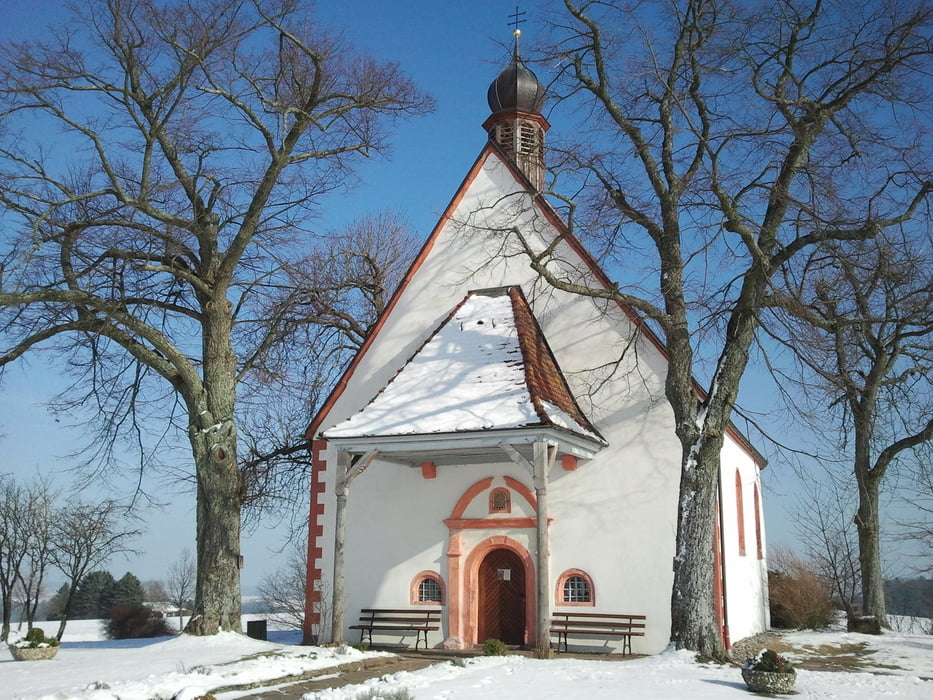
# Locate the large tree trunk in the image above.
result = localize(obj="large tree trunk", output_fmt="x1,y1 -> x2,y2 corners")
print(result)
669,436 -> 726,659
185,298 -> 244,635
1,597 -> 11,642
185,428 -> 243,635
855,467 -> 886,625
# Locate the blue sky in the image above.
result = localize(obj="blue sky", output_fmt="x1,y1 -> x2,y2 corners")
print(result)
0,0 -> 572,592
0,0 -> 888,594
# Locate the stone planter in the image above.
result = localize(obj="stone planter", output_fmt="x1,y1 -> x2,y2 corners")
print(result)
8,645 -> 59,661
741,667 -> 796,694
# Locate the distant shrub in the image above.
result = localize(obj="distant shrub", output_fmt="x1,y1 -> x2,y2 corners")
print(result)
104,604 -> 174,639
768,553 -> 834,630
482,638 -> 509,656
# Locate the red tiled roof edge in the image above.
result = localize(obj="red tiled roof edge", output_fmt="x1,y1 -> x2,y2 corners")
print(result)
508,286 -> 604,441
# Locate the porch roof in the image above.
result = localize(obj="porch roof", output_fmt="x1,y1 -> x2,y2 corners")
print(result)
325,425 -> 604,467
321,286 -> 606,462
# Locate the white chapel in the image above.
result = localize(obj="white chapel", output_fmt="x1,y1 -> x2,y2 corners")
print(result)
302,34 -> 770,655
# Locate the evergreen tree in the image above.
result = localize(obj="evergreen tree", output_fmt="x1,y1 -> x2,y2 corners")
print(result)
71,571 -> 115,619
44,584 -> 71,621
111,573 -> 145,608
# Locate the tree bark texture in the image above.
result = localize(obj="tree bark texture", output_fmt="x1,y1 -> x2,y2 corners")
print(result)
185,300 -> 244,635
669,434 -> 728,658
185,424 -> 243,635
854,437 -> 887,624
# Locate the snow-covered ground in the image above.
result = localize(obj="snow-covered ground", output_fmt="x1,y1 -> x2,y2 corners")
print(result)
1,616 -> 930,699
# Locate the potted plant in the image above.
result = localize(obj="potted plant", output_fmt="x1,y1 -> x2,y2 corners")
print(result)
741,649 -> 796,694
8,627 -> 60,661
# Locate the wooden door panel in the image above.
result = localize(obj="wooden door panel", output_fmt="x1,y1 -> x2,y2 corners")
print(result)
478,549 -> 525,645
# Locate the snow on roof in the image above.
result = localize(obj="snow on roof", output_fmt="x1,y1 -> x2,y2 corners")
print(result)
323,287 -> 603,443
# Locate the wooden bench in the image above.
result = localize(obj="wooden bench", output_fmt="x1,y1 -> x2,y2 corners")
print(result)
550,612 -> 646,655
350,608 -> 442,650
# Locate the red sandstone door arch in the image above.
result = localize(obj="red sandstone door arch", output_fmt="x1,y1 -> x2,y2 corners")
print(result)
477,548 -> 526,645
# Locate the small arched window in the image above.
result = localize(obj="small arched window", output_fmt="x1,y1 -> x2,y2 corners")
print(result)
556,569 -> 595,606
411,571 -> 445,605
488,487 -> 511,514
419,578 -> 442,602
754,484 -> 764,560
736,469 -> 746,556
564,576 -> 590,602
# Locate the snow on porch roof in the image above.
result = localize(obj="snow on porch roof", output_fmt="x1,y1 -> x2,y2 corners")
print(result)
322,286 -> 605,445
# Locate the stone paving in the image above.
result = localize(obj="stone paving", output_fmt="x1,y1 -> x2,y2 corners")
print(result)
232,649 -> 482,699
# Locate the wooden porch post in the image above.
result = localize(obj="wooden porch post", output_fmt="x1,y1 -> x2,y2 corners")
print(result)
331,450 -> 351,644
330,449 -> 379,645
533,440 -> 556,658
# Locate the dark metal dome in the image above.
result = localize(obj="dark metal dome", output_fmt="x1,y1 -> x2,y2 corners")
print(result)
487,47 -> 546,115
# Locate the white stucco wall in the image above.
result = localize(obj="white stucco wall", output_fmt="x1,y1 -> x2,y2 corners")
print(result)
309,148 -> 769,654
718,435 -> 770,643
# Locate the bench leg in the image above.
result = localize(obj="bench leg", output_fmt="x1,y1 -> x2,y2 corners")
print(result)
415,628 -> 427,651
622,634 -> 631,656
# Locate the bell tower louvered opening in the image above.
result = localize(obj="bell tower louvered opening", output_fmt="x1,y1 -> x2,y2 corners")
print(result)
486,113 -> 548,191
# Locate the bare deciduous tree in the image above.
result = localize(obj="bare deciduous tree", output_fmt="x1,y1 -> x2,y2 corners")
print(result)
166,549 -> 195,631
49,500 -> 140,640
793,485 -> 861,616
518,0 -> 933,655
257,540 -> 307,632
0,477 -> 28,641
237,210 -> 419,525
143,579 -> 169,604
767,236 -> 933,624
0,0 -> 431,634
0,477 -> 56,640
899,452 -> 933,573
14,479 -> 56,632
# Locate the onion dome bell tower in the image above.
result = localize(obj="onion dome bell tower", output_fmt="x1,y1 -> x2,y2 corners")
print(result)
484,29 -> 549,191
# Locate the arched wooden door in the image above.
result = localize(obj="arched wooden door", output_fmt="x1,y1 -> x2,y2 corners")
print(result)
477,548 -> 526,645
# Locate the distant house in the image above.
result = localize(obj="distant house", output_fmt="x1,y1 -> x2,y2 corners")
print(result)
303,37 -> 769,654
145,602 -> 190,618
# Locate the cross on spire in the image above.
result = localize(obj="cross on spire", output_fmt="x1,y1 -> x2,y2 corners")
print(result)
508,6 -> 527,33
508,6 -> 527,59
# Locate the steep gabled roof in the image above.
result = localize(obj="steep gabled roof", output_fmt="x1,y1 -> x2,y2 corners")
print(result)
306,141 -> 765,468
307,144 -> 522,441
323,286 -> 604,444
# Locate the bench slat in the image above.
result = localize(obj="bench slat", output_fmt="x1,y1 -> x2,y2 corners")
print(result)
360,608 -> 441,615
552,612 -> 645,620
550,612 -> 647,655
551,620 -> 646,630
353,608 -> 442,651
357,616 -> 439,623
351,625 -> 439,631
554,628 -> 645,636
